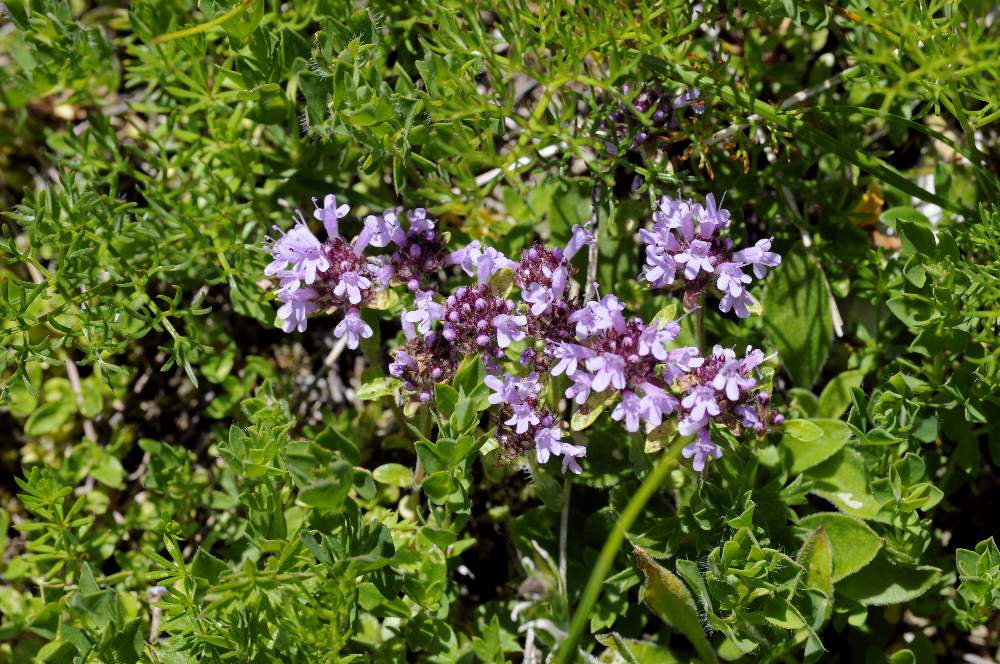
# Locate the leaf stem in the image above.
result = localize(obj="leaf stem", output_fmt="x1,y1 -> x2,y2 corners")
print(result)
555,440 -> 684,663
150,0 -> 256,45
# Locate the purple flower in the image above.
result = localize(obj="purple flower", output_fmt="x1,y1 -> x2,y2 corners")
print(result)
674,239 -> 715,279
523,283 -> 556,316
719,290 -> 755,319
334,308 -> 373,349
694,193 -> 729,237
638,321 -> 680,360
448,241 -> 511,284
549,342 -> 595,377
734,238 -> 781,279
485,373 -> 522,406
404,290 -> 445,335
641,246 -> 678,287
569,295 -> 626,338
639,382 -> 678,425
712,359 -> 756,401
408,208 -> 434,233
586,353 -> 627,392
664,346 -> 704,382
389,350 -> 416,378
265,222 -> 330,286
611,391 -> 646,432
560,442 -> 586,474
682,385 -> 720,422
492,313 -> 527,348
506,402 -> 541,434
356,210 -> 404,254
673,88 -> 702,111
682,430 -> 723,472
276,286 -> 319,333
566,370 -> 594,405
716,262 -> 751,298
312,194 -> 350,239
534,424 -> 564,464
740,346 -> 766,373
564,225 -> 595,260
333,270 -> 371,305
735,405 -> 763,431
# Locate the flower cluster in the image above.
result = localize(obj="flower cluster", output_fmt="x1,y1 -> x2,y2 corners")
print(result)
638,193 -> 781,317
265,196 -> 459,348
552,295 -> 700,434
677,345 -> 782,471
486,372 -> 587,474
600,84 -> 703,155
264,190 -> 783,476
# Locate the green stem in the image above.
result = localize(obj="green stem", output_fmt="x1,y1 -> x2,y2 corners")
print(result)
150,0 -> 256,45
555,440 -> 684,663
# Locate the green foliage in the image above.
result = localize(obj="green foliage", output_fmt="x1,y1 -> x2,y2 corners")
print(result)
2,0 -> 1000,661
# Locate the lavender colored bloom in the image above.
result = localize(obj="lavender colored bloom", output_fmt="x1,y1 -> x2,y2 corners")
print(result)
565,370 -> 594,405
534,424 -> 563,464
334,308 -> 373,349
276,286 -> 319,333
523,283 -> 555,316
682,430 -> 723,472
492,313 -> 527,348
639,382 -> 679,425
408,207 -> 434,233
586,353 -> 627,392
312,194 -> 350,238
332,270 -> 371,305
506,402 -> 541,434
734,238 -> 781,279
570,295 -> 626,338
740,346 -> 766,373
712,358 -> 756,401
674,239 -> 715,279
641,246 -> 679,287
549,342 -> 595,377
611,390 -> 646,432
664,346 -> 704,382
682,385 -> 721,422
356,210 -> 404,254
695,193 -> 730,237
485,373 -> 522,406
719,290 -> 755,319
734,405 -> 763,431
448,241 -> 512,284
265,222 -> 330,285
638,321 -> 680,360
560,442 -> 587,474
388,351 -> 416,378
404,290 -> 445,335
716,262 -> 752,298
564,225 -> 595,260
673,88 -> 702,111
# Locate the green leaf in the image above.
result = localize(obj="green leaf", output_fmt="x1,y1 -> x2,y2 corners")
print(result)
572,390 -> 619,432
804,448 -> 883,519
24,401 -> 74,436
796,527 -> 834,596
634,548 -> 718,664
356,377 -> 402,401
373,463 -> 414,488
781,419 -> 853,474
763,244 -> 833,387
798,513 -> 883,581
838,553 -> 940,606
817,370 -> 865,419
434,383 -> 459,415
298,461 -> 353,510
